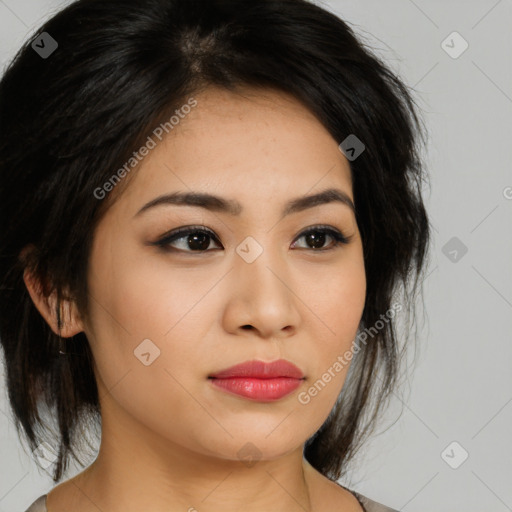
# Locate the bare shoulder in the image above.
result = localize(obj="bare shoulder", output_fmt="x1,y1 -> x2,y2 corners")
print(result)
45,471 -> 96,512
323,479 -> 366,511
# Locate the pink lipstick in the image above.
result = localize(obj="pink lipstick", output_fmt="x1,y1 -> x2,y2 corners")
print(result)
208,359 -> 305,402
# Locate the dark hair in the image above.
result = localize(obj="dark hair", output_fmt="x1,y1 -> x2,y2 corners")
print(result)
0,0 -> 431,483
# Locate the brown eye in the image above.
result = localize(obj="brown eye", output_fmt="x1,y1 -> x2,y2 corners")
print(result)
291,226 -> 350,251
154,226 -> 222,253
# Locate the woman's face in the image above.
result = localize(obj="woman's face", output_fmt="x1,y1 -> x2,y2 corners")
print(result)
82,86 -> 366,464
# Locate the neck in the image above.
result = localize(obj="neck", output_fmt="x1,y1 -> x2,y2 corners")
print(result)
55,395 -> 318,512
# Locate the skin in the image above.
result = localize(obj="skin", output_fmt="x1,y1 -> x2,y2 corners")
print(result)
24,86 -> 367,512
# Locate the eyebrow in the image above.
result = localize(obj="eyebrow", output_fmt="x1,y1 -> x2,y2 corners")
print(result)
133,187 -> 355,219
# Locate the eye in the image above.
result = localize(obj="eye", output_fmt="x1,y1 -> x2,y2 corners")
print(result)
291,225 -> 351,251
153,225 -> 222,253
152,224 -> 351,253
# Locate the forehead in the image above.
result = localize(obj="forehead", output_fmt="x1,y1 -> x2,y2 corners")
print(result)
109,86 -> 354,218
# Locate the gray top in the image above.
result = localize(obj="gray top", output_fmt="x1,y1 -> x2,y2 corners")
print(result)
24,490 -> 399,512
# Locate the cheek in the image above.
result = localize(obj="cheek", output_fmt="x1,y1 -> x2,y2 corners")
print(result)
87,237 -> 220,351
86,262 -> 216,400
86,272 -> 217,452
84,242 -> 229,423
298,259 -> 366,409
84,233 -> 213,416
308,254 -> 366,347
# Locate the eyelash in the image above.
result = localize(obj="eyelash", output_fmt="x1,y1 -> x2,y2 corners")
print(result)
152,224 -> 351,254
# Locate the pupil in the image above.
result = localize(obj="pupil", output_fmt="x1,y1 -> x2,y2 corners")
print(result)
307,232 -> 325,249
189,233 -> 209,251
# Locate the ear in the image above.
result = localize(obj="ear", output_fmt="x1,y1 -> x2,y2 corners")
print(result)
22,259 -> 84,338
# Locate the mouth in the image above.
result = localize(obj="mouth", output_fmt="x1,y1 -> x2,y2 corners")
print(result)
208,359 -> 305,402
209,377 -> 303,401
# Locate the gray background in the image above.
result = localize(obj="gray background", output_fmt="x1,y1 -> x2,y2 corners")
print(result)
1,1 -> 511,511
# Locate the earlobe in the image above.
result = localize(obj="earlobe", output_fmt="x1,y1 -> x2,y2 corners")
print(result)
22,266 -> 84,338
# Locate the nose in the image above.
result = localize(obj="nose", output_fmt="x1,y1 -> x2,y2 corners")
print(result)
222,242 -> 302,340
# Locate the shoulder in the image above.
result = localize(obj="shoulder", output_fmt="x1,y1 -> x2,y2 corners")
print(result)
351,489 -> 400,512
304,462 -> 398,512
332,480 -> 398,512
24,494 -> 47,512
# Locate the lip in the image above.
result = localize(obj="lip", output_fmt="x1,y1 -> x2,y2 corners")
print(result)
208,359 -> 305,402
209,359 -> 304,379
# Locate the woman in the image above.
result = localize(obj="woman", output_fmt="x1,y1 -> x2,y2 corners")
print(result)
0,0 -> 431,511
